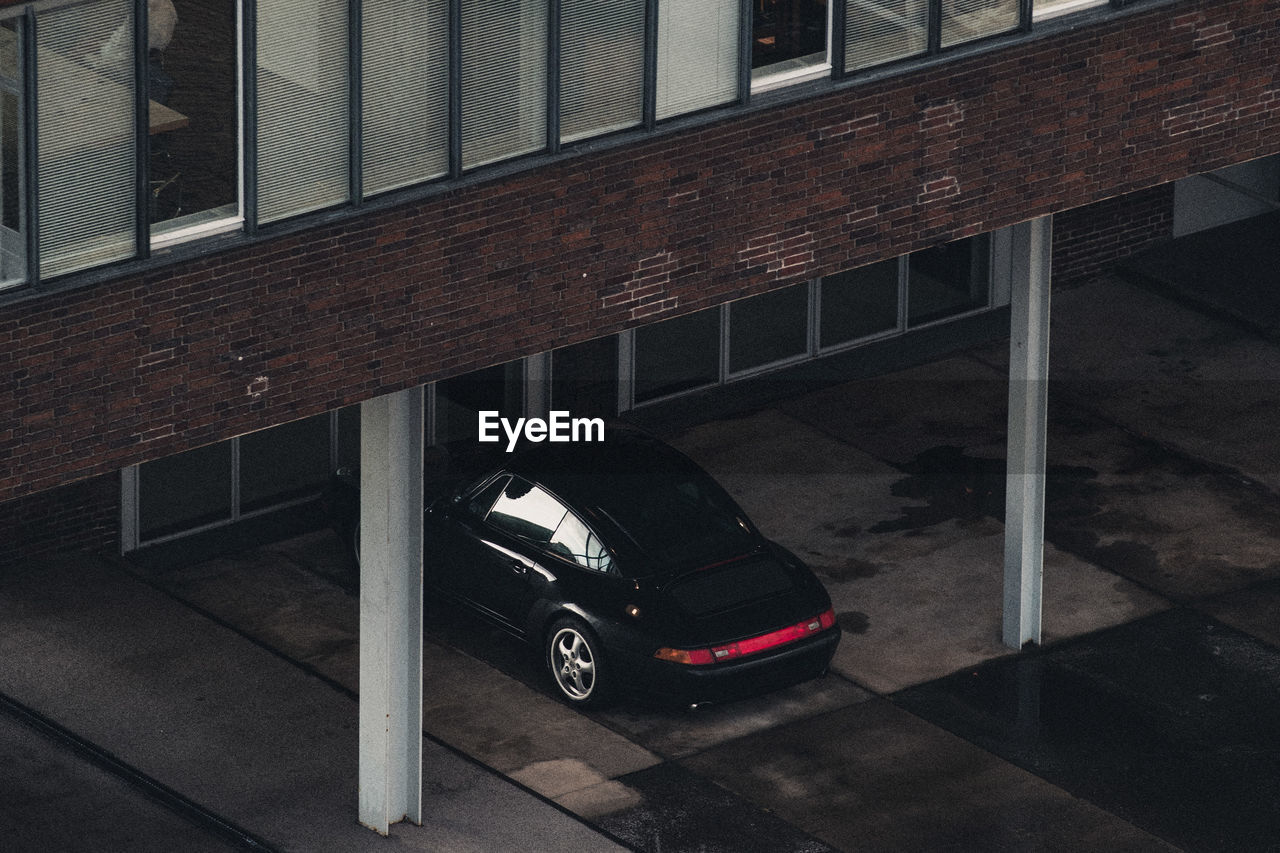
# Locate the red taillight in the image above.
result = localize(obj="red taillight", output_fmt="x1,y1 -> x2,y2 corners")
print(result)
654,608 -> 836,666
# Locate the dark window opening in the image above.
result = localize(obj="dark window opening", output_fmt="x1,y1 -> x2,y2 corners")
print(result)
907,234 -> 991,326
753,0 -> 828,76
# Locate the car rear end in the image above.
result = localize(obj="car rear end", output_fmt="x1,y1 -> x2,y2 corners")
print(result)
617,549 -> 841,706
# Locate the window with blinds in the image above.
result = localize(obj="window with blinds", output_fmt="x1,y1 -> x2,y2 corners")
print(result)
362,0 -> 449,196
256,0 -> 349,223
940,0 -> 1019,48
844,0 -> 928,71
656,0 -> 740,120
559,0 -> 645,144
37,0 -> 136,279
461,0 -> 547,170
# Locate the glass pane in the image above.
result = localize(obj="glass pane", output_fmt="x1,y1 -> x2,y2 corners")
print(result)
139,441 -> 233,540
488,478 -> 567,543
436,361 -> 525,445
550,513 -> 612,572
239,413 -> 333,513
0,19 -> 25,289
845,0 -> 928,71
560,0 -> 645,142
363,0 -> 448,195
907,235 -> 991,326
634,307 -> 720,403
462,0 -> 547,169
656,0 -> 740,120
728,283 -> 809,374
940,0 -> 1019,48
149,0 -> 239,238
257,0 -> 349,223
752,0 -> 828,80
820,259 -> 900,347
37,0 -> 136,278
551,336 -> 618,420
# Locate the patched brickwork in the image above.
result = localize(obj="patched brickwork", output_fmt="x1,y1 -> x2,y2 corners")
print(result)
1,0 -> 1278,503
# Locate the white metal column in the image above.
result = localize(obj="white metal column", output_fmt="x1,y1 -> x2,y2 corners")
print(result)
1003,215 -> 1052,650
358,386 -> 424,833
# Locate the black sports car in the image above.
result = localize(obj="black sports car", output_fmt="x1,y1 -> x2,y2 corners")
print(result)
334,427 -> 840,708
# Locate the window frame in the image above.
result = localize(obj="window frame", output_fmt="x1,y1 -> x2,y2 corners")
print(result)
149,0 -> 246,250
2,0 -> 1164,297
750,0 -> 835,93
625,231 -> 1006,409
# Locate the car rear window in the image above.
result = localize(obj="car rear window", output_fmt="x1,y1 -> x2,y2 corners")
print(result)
668,557 -> 794,617
604,472 -> 757,568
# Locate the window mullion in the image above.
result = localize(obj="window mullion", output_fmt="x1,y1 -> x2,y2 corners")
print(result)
243,0 -> 258,234
22,8 -> 38,287
642,0 -> 657,129
547,0 -> 560,154
348,0 -> 362,205
133,0 -> 149,259
448,0 -> 461,178
832,0 -> 847,77
928,0 -> 943,53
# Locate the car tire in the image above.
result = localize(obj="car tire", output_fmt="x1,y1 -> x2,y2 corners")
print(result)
546,618 -> 610,708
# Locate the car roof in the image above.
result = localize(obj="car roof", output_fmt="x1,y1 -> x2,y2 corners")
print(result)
486,425 -> 762,573
504,425 -> 699,506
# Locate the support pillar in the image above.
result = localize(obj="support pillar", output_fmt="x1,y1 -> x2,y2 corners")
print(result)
358,386 -> 424,833
1003,216 -> 1052,650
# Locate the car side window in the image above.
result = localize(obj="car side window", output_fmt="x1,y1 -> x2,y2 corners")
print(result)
487,477 -> 566,544
485,476 -> 614,573
467,475 -> 510,518
548,512 -> 615,574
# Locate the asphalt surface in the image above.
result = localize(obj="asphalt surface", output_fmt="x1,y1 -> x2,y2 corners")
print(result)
4,216 -> 1280,852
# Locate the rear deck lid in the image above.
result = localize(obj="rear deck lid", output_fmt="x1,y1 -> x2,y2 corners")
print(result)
666,553 -> 797,618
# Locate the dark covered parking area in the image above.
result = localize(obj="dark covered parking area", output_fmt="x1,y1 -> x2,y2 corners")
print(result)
8,218 -> 1280,849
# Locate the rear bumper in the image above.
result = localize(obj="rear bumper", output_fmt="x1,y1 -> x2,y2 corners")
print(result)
616,626 -> 841,706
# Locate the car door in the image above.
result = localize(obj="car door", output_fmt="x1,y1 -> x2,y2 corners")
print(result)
435,474 -> 532,626
443,473 -> 615,629
471,476 -> 581,624
452,475 -> 581,625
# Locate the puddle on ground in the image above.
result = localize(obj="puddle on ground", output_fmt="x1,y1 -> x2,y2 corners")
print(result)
837,611 -> 869,634
866,437 -> 1280,594
816,557 -> 879,582
869,445 -> 1099,534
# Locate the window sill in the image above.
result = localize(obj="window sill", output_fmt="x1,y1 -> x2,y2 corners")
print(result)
751,58 -> 832,94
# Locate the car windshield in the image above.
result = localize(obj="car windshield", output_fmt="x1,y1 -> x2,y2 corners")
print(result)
598,470 -> 757,569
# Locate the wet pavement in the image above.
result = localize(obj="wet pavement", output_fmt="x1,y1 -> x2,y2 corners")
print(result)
6,228 -> 1280,851
897,609 -> 1280,853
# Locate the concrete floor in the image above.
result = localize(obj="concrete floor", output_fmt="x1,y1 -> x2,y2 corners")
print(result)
5,267 -> 1280,851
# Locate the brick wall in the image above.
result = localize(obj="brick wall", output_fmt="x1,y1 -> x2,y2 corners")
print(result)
2,0 -> 1278,504
1052,184 -> 1177,286
0,473 -> 118,567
